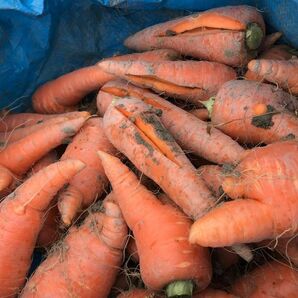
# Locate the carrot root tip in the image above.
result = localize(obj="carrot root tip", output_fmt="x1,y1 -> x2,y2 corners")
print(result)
165,280 -> 194,298
246,23 -> 264,50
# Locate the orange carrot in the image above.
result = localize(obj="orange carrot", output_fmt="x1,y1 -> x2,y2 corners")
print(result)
0,113 -> 89,192
0,165 -> 15,192
97,60 -> 236,104
204,80 -> 298,144
248,58 -> 298,95
98,151 -> 212,295
22,194 -> 127,297
103,97 -> 216,219
58,117 -> 117,226
27,151 -> 57,177
32,49 -> 180,114
189,108 -> 209,121
124,5 -> 265,66
195,288 -> 236,298
98,80 -> 246,165
118,289 -> 158,298
189,141 -> 298,247
0,159 -> 85,297
230,261 -> 298,297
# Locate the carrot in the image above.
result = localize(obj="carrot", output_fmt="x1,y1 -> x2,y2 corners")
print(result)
103,97 -> 216,219
27,151 -> 57,177
195,288 -> 236,298
245,45 -> 297,81
0,159 -> 85,297
259,32 -> 283,53
230,261 -> 298,297
97,151 -> 212,295
248,58 -> 298,95
0,112 -> 55,132
124,5 -> 265,66
189,108 -> 209,121
98,80 -> 246,165
32,49 -> 180,114
189,141 -> 298,247
0,111 -> 86,145
0,165 -> 15,192
198,165 -> 224,197
203,80 -> 298,144
0,113 -> 89,192
118,289 -> 158,298
97,60 -> 236,104
21,193 -> 128,297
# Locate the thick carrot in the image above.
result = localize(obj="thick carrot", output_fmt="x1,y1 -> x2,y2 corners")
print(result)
98,151 -> 212,295
204,80 -> 298,144
21,194 -> 128,298
98,80 -> 246,165
58,117 -> 117,226
32,49 -> 180,114
0,112 -> 55,132
103,98 -> 216,219
189,141 -> 298,247
0,159 -> 85,297
0,113 -> 89,192
230,261 -> 298,297
189,108 -> 209,121
118,289 -> 158,298
124,5 -> 265,66
248,58 -> 298,95
195,288 -> 236,298
97,60 -> 236,104
245,45 -> 297,81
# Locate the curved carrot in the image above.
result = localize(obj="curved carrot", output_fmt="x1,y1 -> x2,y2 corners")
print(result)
189,141 -> 298,247
248,58 -> 298,95
204,80 -> 298,144
32,49 -> 180,114
230,261 -> 298,297
98,80 -> 245,165
117,289 -> 158,298
58,117 -> 117,226
21,194 -> 128,298
0,159 -> 85,297
103,98 -> 216,219
124,5 -> 265,66
98,151 -> 212,294
97,60 -> 236,104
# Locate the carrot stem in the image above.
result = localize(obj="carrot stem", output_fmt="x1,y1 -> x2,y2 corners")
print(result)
166,280 -> 194,297
200,97 -> 215,117
246,23 -> 263,50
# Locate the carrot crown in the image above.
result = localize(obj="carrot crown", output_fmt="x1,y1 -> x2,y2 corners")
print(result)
166,280 -> 194,297
246,23 -> 264,50
200,97 -> 215,117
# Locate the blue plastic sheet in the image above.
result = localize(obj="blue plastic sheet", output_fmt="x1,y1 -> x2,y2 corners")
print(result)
0,0 -> 297,111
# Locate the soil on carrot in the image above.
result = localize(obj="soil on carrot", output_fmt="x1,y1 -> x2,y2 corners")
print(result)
251,105 -> 278,129
134,131 -> 154,156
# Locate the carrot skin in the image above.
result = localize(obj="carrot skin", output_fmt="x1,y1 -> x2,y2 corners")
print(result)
0,159 -> 85,297
117,289 -> 158,298
194,288 -> 236,298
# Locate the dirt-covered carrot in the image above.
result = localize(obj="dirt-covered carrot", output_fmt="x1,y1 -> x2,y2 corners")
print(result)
97,60 -> 236,104
0,159 -> 85,297
248,58 -> 298,95
21,193 -> 127,297
0,113 -> 89,192
245,45 -> 297,81
124,5 -> 265,66
98,151 -> 212,296
195,288 -> 237,298
98,80 -> 245,165
103,97 -> 216,219
203,80 -> 298,144
58,117 -> 117,226
230,261 -> 298,297
118,289 -> 159,298
189,141 -> 298,247
32,49 -> 180,114
189,109 -> 209,121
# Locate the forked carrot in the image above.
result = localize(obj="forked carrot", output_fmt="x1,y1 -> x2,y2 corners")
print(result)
0,159 -> 85,297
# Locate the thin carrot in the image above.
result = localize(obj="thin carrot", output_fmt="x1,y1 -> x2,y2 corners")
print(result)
203,80 -> 298,144
189,141 -> 298,247
21,194 -> 128,298
230,261 -> 298,297
248,58 -> 298,95
98,151 -> 212,295
98,80 -> 246,165
97,60 -> 236,104
32,49 -> 180,114
0,159 -> 85,297
58,117 -> 117,226
124,5 -> 265,66
189,109 -> 209,121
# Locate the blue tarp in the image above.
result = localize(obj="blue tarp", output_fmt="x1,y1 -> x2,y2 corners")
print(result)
0,0 -> 297,111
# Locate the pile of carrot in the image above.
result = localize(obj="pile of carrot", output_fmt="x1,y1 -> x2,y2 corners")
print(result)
0,4 -> 297,297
